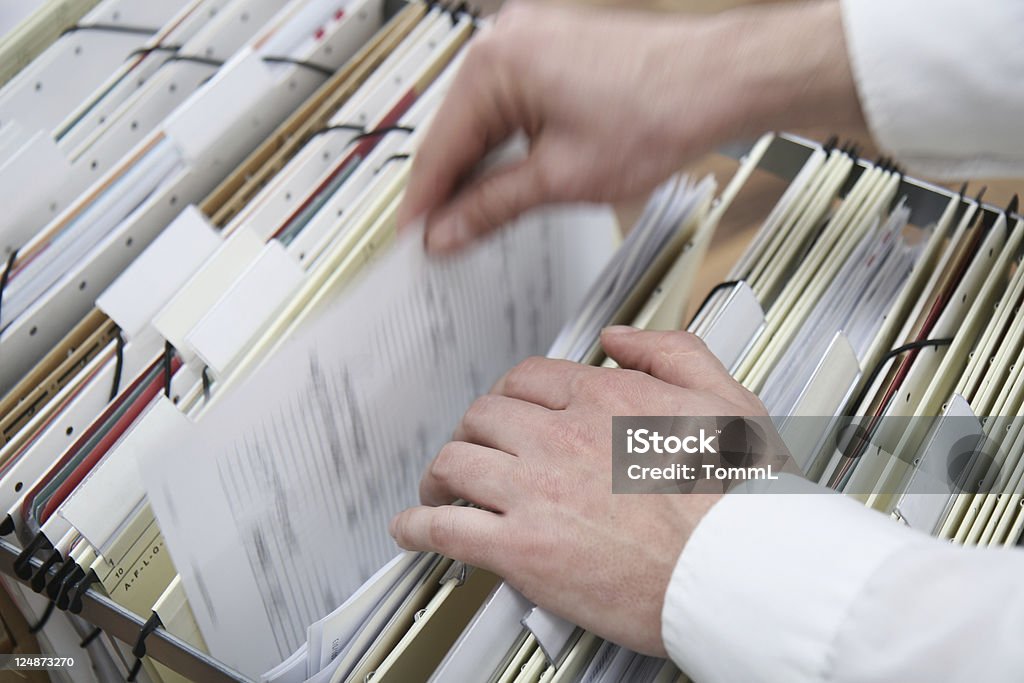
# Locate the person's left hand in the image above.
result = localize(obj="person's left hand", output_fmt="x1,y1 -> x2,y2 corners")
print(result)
389,326 -> 770,656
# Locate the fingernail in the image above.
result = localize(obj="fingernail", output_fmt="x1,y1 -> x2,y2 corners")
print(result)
426,217 -> 469,254
602,325 -> 637,336
388,514 -> 399,538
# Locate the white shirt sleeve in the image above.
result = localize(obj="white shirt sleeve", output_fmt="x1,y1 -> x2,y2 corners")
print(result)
661,473 -> 1024,682
840,0 -> 1024,178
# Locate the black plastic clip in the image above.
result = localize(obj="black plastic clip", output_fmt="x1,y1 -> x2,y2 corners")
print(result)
163,341 -> 174,399
975,186 -> 988,207
110,330 -> 126,401
14,532 -> 51,580
447,1 -> 468,24
30,549 -> 63,592
127,612 -> 164,682
1004,194 -> 1019,222
201,366 -> 212,401
68,569 -> 98,614
46,557 -> 78,601
0,247 -> 18,329
55,564 -> 85,611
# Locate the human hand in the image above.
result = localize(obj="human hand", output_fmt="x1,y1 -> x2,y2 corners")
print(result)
398,0 -> 861,254
389,327 -> 772,656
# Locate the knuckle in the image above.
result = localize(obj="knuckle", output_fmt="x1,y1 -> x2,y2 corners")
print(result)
463,393 -> 497,427
532,466 -> 568,503
504,356 -> 545,394
428,508 -> 459,551
664,331 -> 706,355
577,370 -> 645,409
545,417 -> 593,456
429,442 -> 459,483
567,368 -> 594,401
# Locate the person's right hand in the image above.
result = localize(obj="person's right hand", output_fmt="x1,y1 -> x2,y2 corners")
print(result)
397,0 -> 862,254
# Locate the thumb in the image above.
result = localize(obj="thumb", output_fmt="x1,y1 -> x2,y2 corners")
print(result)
424,156 -> 551,254
600,326 -> 735,393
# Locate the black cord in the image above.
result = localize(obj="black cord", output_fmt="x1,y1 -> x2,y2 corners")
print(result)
125,44 -> 182,60
309,122 -> 366,139
80,626 -> 103,648
374,153 -> 411,174
261,55 -> 333,77
309,124 -> 415,146
687,280 -> 744,328
166,53 -> 224,69
826,337 -> 957,491
28,600 -> 55,633
127,657 -> 144,682
351,125 -> 414,143
845,337 -> 955,419
60,23 -> 158,38
129,50 -> 335,77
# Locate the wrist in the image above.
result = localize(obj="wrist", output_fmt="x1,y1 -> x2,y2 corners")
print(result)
697,0 -> 864,144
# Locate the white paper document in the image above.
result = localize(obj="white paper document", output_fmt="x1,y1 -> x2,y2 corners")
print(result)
138,206 -> 616,677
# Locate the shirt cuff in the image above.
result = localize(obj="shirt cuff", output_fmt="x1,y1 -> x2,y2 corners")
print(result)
661,474 -> 928,683
840,0 -> 1024,179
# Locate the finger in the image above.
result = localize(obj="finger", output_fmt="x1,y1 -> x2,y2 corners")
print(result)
420,441 -> 520,509
424,153 -> 553,254
389,504 -> 503,571
454,394 -> 551,454
491,356 -> 595,410
397,32 -> 519,232
600,326 -> 734,393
